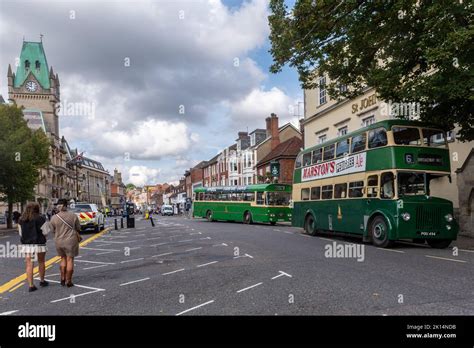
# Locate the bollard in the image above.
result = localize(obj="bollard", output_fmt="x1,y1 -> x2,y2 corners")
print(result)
114,218 -> 118,230
120,218 -> 124,229
150,216 -> 155,227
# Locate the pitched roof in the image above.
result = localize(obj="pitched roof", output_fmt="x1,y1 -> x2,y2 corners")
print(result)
14,41 -> 51,89
257,136 -> 303,166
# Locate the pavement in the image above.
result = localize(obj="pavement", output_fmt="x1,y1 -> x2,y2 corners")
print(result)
0,215 -> 473,315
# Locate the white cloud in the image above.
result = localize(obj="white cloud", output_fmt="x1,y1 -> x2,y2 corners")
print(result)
228,87 -> 298,127
127,166 -> 161,187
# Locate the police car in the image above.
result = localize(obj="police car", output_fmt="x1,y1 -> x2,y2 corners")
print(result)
71,203 -> 105,232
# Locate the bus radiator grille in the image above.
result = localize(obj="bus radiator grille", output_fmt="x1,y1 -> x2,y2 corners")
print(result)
415,206 -> 442,231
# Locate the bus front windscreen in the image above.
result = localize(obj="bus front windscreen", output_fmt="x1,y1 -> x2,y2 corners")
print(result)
266,191 -> 291,206
397,172 -> 426,196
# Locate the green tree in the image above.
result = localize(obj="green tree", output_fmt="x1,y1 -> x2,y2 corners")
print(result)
269,0 -> 473,140
0,104 -> 50,228
125,183 -> 136,191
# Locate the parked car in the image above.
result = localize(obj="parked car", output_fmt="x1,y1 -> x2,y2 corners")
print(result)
161,205 -> 174,216
71,203 -> 105,232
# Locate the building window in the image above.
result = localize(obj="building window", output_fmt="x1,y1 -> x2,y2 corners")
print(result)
250,134 -> 256,147
25,60 -> 30,69
319,76 -> 327,105
318,134 -> 327,144
35,60 -> 41,69
338,126 -> 348,137
362,116 -> 375,127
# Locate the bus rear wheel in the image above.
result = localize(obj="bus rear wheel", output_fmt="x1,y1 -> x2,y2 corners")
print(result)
370,216 -> 394,248
206,210 -> 213,222
304,214 -> 317,236
427,239 -> 452,249
243,211 -> 253,224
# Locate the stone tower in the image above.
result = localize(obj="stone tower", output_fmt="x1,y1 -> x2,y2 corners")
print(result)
7,40 -> 60,137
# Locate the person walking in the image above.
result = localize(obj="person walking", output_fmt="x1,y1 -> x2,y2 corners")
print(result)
50,198 -> 81,287
18,203 -> 50,292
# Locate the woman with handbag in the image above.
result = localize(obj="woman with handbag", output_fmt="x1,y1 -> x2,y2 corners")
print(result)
50,199 -> 82,287
18,203 -> 50,292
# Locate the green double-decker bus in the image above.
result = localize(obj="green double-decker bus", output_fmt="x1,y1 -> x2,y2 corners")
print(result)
292,119 -> 459,248
193,184 -> 292,225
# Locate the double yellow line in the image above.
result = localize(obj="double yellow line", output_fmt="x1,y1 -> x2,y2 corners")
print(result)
0,228 -> 111,294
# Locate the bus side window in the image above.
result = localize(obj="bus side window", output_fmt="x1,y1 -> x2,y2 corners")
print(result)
311,187 -> 320,200
301,188 -> 310,201
351,133 -> 367,153
349,181 -> 364,197
334,183 -> 347,198
323,144 -> 335,161
367,175 -> 379,198
336,139 -> 350,158
321,185 -> 333,199
312,148 -> 323,163
368,127 -> 387,149
303,152 -> 312,166
256,192 -> 264,205
380,172 -> 395,199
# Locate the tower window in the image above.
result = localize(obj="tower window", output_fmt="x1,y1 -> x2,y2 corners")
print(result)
35,60 -> 41,69
25,60 -> 30,69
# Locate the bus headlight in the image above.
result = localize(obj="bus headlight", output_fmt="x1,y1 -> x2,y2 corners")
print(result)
445,214 -> 453,222
401,212 -> 411,221
446,225 -> 452,230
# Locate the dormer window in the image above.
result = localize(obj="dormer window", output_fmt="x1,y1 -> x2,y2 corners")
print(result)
25,60 -> 30,70
35,60 -> 41,69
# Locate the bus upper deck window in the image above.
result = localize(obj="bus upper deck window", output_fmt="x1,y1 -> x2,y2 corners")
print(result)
295,153 -> 303,168
323,144 -> 335,161
368,127 -> 388,148
312,148 -> 322,164
351,133 -> 367,153
392,126 -> 421,145
380,172 -> 395,199
422,128 -> 447,147
336,139 -> 350,158
303,152 -> 312,166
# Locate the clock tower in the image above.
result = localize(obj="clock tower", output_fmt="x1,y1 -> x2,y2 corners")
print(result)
7,40 -> 60,136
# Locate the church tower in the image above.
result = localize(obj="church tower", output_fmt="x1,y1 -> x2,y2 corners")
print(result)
8,40 -> 60,137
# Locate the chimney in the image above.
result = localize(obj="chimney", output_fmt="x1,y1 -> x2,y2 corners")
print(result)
265,117 -> 271,138
237,131 -> 248,139
270,113 -> 280,150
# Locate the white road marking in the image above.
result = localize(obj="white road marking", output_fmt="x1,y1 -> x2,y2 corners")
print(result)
81,247 -> 120,252
151,252 -> 173,258
0,310 -> 19,315
119,278 -> 150,286
459,249 -> 474,253
189,232 -> 202,235
96,251 -> 116,255
425,255 -> 467,263
93,240 -> 140,244
75,260 -> 115,265
318,237 -> 333,241
376,248 -> 405,253
150,242 -> 168,246
178,239 -> 193,243
176,300 -> 215,316
273,229 -> 282,232
185,247 -> 202,252
94,243 -> 114,247
120,258 -> 144,264
196,261 -> 218,268
199,237 -> 211,240
162,268 -> 185,275
146,237 -> 162,240
283,231 -> 293,234
271,271 -> 293,280
245,253 -> 254,259
128,247 -> 141,250
83,264 -> 109,270
51,290 -> 105,303
236,282 -> 263,293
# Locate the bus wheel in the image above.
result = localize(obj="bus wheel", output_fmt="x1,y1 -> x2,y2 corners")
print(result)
427,239 -> 452,249
370,216 -> 393,248
206,210 -> 213,222
304,214 -> 317,236
243,212 -> 253,224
